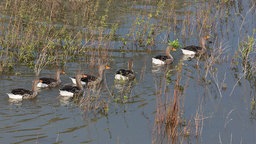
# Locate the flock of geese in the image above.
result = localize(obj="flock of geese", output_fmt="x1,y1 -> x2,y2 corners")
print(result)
7,36 -> 211,100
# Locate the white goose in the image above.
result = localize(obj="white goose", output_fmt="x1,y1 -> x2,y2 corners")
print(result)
152,46 -> 174,65
59,74 -> 85,97
37,69 -> 65,88
86,64 -> 111,88
181,36 -> 211,55
70,65 -> 110,86
115,59 -> 135,81
7,79 -> 39,100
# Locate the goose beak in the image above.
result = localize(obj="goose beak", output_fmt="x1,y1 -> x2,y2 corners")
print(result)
205,35 -> 211,40
105,65 -> 111,69
204,35 -> 212,43
171,48 -> 177,51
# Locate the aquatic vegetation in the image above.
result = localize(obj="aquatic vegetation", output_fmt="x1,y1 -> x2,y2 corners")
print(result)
168,39 -> 180,50
239,35 -> 255,77
0,0 -> 115,74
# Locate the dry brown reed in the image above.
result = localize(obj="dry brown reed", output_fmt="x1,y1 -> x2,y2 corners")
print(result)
165,70 -> 181,142
152,61 -> 185,144
78,90 -> 110,117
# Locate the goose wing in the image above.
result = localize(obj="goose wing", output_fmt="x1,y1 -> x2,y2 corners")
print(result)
40,77 -> 56,84
182,45 -> 202,52
154,55 -> 170,61
116,69 -> 134,76
11,88 -> 32,95
116,69 -> 126,75
60,85 -> 80,93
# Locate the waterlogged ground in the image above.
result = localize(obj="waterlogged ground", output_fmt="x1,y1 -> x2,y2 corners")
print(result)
0,0 -> 256,143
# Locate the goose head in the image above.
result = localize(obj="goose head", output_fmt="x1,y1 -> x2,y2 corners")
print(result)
200,35 -> 211,49
165,46 -> 174,63
98,64 -> 111,78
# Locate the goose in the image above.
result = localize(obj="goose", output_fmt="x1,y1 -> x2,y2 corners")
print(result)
152,46 -> 174,65
115,59 -> 135,81
7,79 -> 39,100
69,75 -> 88,86
86,64 -> 111,88
181,36 -> 211,55
37,69 -> 65,88
59,74 -> 85,97
70,65 -> 110,86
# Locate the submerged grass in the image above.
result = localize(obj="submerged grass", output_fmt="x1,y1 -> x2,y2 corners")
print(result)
0,0 -> 115,73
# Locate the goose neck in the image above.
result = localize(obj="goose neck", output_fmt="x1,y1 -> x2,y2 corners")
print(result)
128,60 -> 133,71
55,70 -> 61,83
200,38 -> 207,49
166,46 -> 173,59
75,75 -> 83,90
98,70 -> 104,80
32,79 -> 39,95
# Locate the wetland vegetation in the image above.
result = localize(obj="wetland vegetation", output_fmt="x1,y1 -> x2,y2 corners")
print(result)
0,0 -> 255,143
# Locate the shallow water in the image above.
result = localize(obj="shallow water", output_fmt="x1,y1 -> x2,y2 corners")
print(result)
0,55 -> 157,143
0,0 -> 256,143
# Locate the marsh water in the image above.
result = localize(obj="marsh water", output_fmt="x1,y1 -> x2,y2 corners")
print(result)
0,0 -> 256,143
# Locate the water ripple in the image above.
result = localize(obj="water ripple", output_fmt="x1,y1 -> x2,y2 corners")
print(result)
60,124 -> 87,134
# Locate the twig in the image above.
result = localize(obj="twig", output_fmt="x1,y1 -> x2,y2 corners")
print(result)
229,73 -> 245,96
